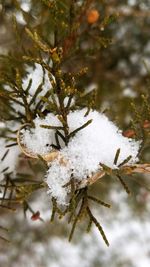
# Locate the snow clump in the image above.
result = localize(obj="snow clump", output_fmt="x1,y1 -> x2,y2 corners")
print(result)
22,109 -> 140,205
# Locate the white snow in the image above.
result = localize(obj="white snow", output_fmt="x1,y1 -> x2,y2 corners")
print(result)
47,159 -> 72,205
22,109 -> 140,205
22,113 -> 60,155
22,63 -> 52,96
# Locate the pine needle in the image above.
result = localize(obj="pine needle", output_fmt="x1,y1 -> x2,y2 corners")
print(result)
86,207 -> 109,247
113,148 -> 120,165
88,196 -> 111,208
116,175 -> 131,195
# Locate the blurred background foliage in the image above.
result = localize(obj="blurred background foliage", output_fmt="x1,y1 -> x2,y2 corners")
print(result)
0,0 -> 150,267
0,0 -> 150,124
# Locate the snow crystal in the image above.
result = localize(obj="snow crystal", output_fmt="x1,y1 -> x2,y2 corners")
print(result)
0,139 -> 20,181
22,109 -> 140,205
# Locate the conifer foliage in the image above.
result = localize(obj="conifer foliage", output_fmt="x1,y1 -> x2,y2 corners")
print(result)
0,0 -> 150,245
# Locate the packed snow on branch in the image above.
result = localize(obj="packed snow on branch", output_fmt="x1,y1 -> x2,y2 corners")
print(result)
22,109 -> 141,205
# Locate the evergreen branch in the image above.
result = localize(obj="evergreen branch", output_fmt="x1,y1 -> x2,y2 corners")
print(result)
1,149 -> 9,161
68,190 -> 85,224
5,143 -> 18,148
68,119 -> 92,138
40,124 -> 64,130
86,207 -> 109,247
118,155 -> 132,167
65,94 -> 74,110
34,90 -> 52,114
25,78 -> 32,94
1,167 -> 9,173
55,131 -> 61,149
23,56 -> 52,73
113,148 -> 120,165
55,130 -> 66,144
0,204 -> 16,211
50,197 -> 57,222
37,154 -> 48,169
1,176 -> 9,204
0,198 -> 21,203
0,92 -> 25,107
86,217 -> 93,233
29,83 -> 43,106
69,190 -> 87,241
116,175 -> 130,195
88,196 -> 111,208
25,28 -> 51,53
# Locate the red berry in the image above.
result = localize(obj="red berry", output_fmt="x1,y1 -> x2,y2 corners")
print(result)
31,211 -> 40,221
123,129 -> 135,138
87,9 -> 100,24
143,120 -> 150,129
